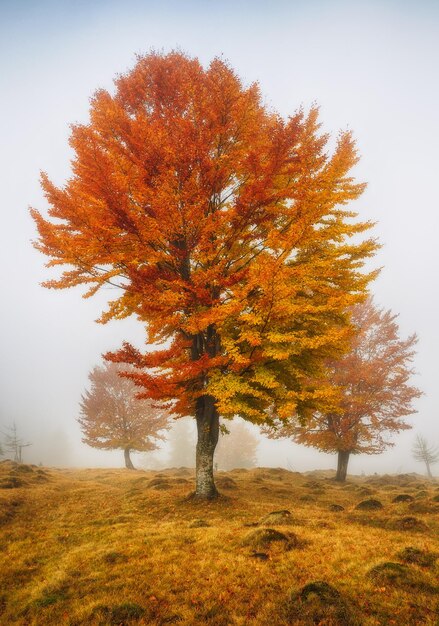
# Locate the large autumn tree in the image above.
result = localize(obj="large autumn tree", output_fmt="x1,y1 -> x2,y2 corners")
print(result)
266,298 -> 421,481
32,51 -> 377,498
79,361 -> 170,469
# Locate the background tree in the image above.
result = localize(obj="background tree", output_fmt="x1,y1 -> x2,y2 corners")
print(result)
78,361 -> 170,469
266,298 -> 421,481
1,423 -> 31,463
412,434 -> 438,479
215,420 -> 258,470
32,51 -> 377,498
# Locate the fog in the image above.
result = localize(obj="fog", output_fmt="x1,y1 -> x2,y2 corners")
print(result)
1,0 -> 438,476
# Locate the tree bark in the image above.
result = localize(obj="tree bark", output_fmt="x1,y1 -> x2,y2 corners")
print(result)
194,394 -> 219,499
335,450 -> 350,482
189,327 -> 221,499
124,447 -> 135,470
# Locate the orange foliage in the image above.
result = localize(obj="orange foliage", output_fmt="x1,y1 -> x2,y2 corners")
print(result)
267,297 -> 422,455
32,51 -> 377,427
78,361 -> 170,456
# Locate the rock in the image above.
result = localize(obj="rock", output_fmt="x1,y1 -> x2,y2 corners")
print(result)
258,510 -> 295,525
171,467 -> 192,476
397,546 -> 438,568
14,464 -> 34,474
368,562 -> 412,586
390,516 -> 429,532
0,476 -> 24,489
415,490 -> 429,498
392,494 -> 414,503
408,500 -> 439,514
329,504 -> 345,512
241,528 -> 299,551
368,561 -> 437,592
215,476 -> 238,489
355,499 -> 383,511
285,581 -> 358,625
146,478 -> 172,490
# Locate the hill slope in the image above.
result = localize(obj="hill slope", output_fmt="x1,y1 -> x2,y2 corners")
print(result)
1,461 -> 438,624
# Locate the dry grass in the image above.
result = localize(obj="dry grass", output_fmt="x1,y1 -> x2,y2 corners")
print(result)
0,460 -> 438,625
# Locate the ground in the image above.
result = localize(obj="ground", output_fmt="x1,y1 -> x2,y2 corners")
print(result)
0,460 -> 438,625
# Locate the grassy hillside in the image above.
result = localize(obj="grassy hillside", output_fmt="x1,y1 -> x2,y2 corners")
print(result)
0,460 -> 438,625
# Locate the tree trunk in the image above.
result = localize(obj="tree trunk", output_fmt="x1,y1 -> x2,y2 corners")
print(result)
425,460 -> 433,479
194,394 -> 219,499
124,447 -> 135,470
335,450 -> 350,482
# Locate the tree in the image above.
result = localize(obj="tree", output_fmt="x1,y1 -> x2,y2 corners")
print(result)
1,423 -> 32,463
266,298 -> 421,481
78,361 -> 170,469
412,434 -> 438,479
32,51 -> 377,498
215,420 -> 258,470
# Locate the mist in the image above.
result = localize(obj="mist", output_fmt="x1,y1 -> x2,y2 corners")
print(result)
1,0 -> 438,476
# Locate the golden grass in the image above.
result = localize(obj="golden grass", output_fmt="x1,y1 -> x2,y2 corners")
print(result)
0,460 -> 438,625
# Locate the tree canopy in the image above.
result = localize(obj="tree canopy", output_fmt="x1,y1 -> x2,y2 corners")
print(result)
32,51 -> 377,496
266,297 -> 421,480
79,361 -> 170,469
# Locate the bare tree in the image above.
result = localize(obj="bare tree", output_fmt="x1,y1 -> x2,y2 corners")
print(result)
2,423 -> 32,463
412,434 -> 439,479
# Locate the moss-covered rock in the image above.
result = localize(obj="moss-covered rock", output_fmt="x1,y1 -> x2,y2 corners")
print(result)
284,581 -> 358,625
215,476 -> 238,489
355,499 -> 383,511
392,494 -> 414,503
146,478 -> 172,490
0,476 -> 24,489
390,516 -> 429,532
241,527 -> 299,551
397,546 -> 438,568
329,504 -> 345,512
368,561 -> 437,592
258,510 -> 295,525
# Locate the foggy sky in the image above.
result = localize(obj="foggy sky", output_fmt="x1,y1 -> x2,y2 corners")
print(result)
1,0 -> 438,475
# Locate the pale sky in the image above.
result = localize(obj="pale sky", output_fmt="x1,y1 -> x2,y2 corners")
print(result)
1,0 -> 438,474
